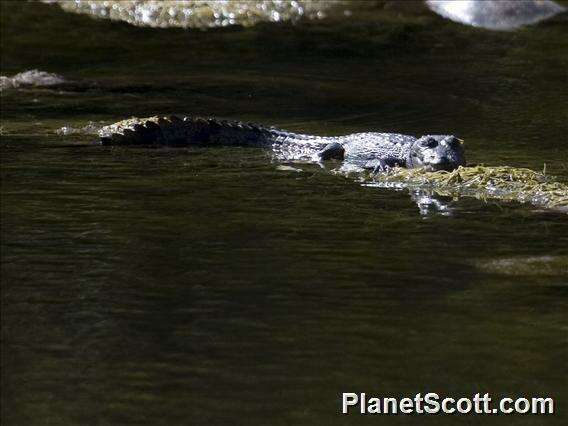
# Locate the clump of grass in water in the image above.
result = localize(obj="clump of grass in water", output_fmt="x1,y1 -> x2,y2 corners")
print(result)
368,165 -> 568,212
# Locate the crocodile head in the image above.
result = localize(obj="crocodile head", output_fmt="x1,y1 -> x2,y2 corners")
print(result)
407,135 -> 466,171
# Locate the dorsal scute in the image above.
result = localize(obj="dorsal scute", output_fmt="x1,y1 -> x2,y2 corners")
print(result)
98,115 -> 278,146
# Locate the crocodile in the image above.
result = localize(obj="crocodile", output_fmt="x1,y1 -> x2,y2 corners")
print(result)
98,115 -> 466,173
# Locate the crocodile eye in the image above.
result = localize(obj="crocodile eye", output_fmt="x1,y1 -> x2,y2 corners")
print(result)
421,138 -> 438,148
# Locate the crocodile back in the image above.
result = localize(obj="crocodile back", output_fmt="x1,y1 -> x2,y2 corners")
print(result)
98,115 -> 418,169
99,115 -> 277,146
342,133 -> 416,168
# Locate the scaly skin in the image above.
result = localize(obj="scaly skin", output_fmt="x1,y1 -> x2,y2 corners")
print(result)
99,115 -> 466,172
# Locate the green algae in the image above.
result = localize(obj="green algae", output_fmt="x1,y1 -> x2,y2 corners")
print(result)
367,165 -> 568,212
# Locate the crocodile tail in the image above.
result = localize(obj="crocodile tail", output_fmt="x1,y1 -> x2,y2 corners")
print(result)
98,115 -> 276,146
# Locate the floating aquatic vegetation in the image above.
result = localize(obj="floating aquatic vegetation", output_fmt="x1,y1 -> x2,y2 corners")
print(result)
364,165 -> 568,212
42,0 -> 345,29
0,69 -> 67,91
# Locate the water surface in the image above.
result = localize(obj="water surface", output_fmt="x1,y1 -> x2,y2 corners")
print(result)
1,2 -> 567,425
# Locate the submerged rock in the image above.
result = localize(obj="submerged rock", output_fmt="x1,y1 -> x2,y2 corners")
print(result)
42,0 -> 566,30
0,69 -> 67,91
56,122 -> 105,136
476,256 -> 568,276
41,0 -> 344,29
425,0 -> 566,30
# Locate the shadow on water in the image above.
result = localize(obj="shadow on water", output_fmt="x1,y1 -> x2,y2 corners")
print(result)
1,1 -> 568,425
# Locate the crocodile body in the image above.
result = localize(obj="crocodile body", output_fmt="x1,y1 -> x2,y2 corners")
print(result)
99,115 -> 466,172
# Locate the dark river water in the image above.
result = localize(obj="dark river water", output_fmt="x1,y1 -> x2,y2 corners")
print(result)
1,2 -> 567,425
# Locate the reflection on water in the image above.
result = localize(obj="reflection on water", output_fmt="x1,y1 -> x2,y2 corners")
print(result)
1,1 -> 567,425
409,189 -> 455,216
